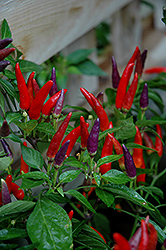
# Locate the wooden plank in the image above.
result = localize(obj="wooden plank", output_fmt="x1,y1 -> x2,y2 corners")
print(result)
0,0 -> 133,64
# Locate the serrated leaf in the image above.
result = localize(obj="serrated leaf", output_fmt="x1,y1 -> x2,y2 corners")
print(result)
0,78 -> 17,98
97,155 -> 123,168
65,189 -> 96,213
95,188 -> 114,207
5,111 -> 22,124
0,228 -> 27,240
116,116 -> 136,140
59,170 -> 82,183
1,19 -> 12,39
18,60 -> 42,74
35,122 -> 55,135
67,49 -> 95,65
77,59 -> 107,76
14,120 -> 38,134
0,156 -> 11,171
27,198 -> 73,250
101,169 -> 130,184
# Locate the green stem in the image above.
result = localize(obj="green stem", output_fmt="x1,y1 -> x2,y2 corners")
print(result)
53,118 -> 57,131
129,216 -> 139,239
47,162 -> 52,175
69,201 -> 85,219
53,168 -> 59,187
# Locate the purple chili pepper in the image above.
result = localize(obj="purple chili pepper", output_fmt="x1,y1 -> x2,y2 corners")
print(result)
0,38 -> 13,50
1,179 -> 11,205
141,49 -> 147,70
163,239 -> 166,249
112,56 -> 120,89
53,89 -> 65,118
49,67 -> 58,96
54,140 -> 70,167
1,139 -> 13,163
0,60 -> 10,72
140,83 -> 148,110
96,92 -> 104,105
0,120 -> 10,137
87,118 -> 100,156
122,144 -> 136,179
135,49 -> 142,77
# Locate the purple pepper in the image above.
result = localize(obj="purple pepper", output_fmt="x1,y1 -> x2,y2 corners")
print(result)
1,139 -> 13,163
54,140 -> 70,167
87,118 -> 100,156
0,60 -> 10,72
141,49 -> 147,70
1,179 -> 11,205
53,89 -> 65,118
49,67 -> 58,96
112,56 -> 120,89
0,38 -> 13,50
163,239 -> 166,249
135,49 -> 142,77
122,144 -> 136,179
140,83 -> 148,110
0,120 -> 10,137
96,92 -> 104,105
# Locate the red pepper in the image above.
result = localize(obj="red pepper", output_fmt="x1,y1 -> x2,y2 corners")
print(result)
136,158 -> 146,184
5,174 -> 12,193
113,233 -> 131,250
47,112 -> 72,160
15,62 -> 31,110
115,63 -> 135,110
80,87 -> 95,108
11,182 -> 25,200
146,223 -> 158,250
42,89 -> 67,117
90,227 -> 106,243
135,48 -> 142,77
100,122 -> 113,174
144,66 -> 166,74
122,73 -> 138,112
32,78 -> 40,97
143,132 -> 154,155
80,116 -> 89,150
108,134 -> 125,170
28,80 -> 53,120
68,210 -> 74,220
137,220 -> 149,250
27,71 -> 35,106
20,141 -> 29,174
127,46 -> 140,66
155,124 -> 163,157
0,47 -> 15,61
133,126 -> 143,168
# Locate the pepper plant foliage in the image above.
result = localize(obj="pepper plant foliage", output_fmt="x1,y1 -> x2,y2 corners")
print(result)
0,19 -> 166,250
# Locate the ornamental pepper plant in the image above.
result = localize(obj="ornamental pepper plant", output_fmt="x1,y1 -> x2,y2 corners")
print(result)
0,19 -> 166,250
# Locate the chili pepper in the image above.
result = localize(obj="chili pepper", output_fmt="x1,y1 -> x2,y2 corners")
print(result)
52,89 -> 65,118
143,132 -> 154,155
122,144 -> 136,179
144,66 -> 166,74
1,138 -> 13,163
135,48 -> 142,77
47,112 -> 72,160
96,91 -> 104,105
54,140 -> 70,167
140,83 -> 148,110
11,182 -> 25,200
32,78 -> 40,97
146,223 -> 158,250
0,192 -> 2,206
0,47 -> 15,61
87,118 -> 100,156
80,116 -> 89,150
137,220 -> 149,250
42,89 -> 67,118
162,239 -> 166,249
5,174 -> 12,193
15,62 -> 31,110
68,210 -> 74,220
90,227 -> 106,243
49,67 -> 58,97
113,232 -> 131,250
112,56 -> 120,88
28,80 -> 53,120
136,158 -> 146,184
133,126 -> 143,168
1,179 -> 11,205
0,38 -> 13,49
108,134 -> 125,170
80,87 -> 95,108
27,71 -> 35,106
127,46 -> 140,65
0,60 -> 10,72
0,120 -> 10,137
20,141 -> 29,174
89,93 -> 109,131
115,63 -> 135,110
155,124 -> 163,157
100,121 -> 113,174
122,73 -> 138,112
141,49 -> 147,70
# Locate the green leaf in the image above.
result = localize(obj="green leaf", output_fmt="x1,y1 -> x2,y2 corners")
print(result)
101,169 -> 130,184
18,60 -> 42,74
57,187 -> 64,197
16,243 -> 39,250
4,69 -> 16,80
95,188 -> 114,207
105,88 -> 116,107
136,119 -> 166,127
136,168 -> 154,175
36,122 -> 55,135
45,192 -> 70,204
14,120 -> 38,134
97,155 -> 123,168
0,78 -> 17,98
116,116 -> 136,140
6,134 -> 22,143
103,183 -> 153,210
98,126 -> 122,140
5,111 -> 22,124
126,142 -> 157,152
0,228 -> 27,240
64,105 -> 90,114
21,144 -> 44,170
93,172 -> 101,186
66,49 -> 95,65
77,59 -> 107,76
19,171 -> 52,186
27,198 -> 73,250
114,108 -> 125,120
59,170 -> 82,183
67,65 -> 82,74
1,19 -> 12,39
65,189 -> 96,213
0,243 -> 18,249
0,156 -> 11,171
21,178 -> 44,189
0,91 -> 5,115
64,157 -> 86,170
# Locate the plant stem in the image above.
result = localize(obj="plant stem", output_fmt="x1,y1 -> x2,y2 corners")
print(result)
69,201 -> 85,219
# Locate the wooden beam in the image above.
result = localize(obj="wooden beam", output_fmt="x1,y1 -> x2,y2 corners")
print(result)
0,0 -> 133,64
